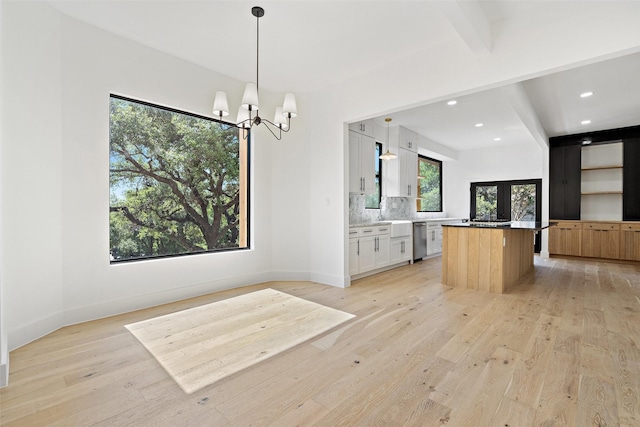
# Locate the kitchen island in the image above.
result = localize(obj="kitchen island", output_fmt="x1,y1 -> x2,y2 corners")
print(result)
441,221 -> 554,294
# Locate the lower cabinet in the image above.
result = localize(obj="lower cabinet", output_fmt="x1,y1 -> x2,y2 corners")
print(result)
390,237 -> 412,264
426,223 -> 442,256
582,222 -> 620,259
620,223 -> 640,261
548,221 -> 582,256
349,225 -> 390,276
549,220 -> 640,261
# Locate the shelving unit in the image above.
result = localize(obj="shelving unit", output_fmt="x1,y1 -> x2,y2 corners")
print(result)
580,142 -> 623,221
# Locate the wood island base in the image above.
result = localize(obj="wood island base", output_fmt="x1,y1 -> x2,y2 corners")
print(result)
442,226 -> 535,294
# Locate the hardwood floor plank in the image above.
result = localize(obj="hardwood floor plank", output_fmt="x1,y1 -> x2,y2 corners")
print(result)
577,375 -> 620,426
608,330 -> 640,426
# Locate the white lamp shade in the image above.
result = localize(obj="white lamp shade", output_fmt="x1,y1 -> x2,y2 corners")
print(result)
212,91 -> 229,117
241,82 -> 259,110
237,106 -> 250,128
274,107 -> 288,129
282,93 -> 297,117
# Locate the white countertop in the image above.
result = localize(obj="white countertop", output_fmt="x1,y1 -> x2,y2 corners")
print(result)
349,218 -> 464,228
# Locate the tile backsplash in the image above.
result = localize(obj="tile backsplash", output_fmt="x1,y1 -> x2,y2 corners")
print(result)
349,195 -> 450,224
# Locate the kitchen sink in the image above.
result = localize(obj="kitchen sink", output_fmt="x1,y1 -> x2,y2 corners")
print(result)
389,220 -> 412,237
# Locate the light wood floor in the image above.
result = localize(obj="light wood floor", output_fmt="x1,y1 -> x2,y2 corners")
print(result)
1,256 -> 639,426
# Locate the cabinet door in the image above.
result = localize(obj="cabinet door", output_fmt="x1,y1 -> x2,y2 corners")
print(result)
399,127 -> 418,152
348,131 -> 375,194
349,239 -> 360,276
398,149 -> 418,197
348,120 -> 375,137
360,134 -> 376,194
582,223 -> 619,259
549,145 -> 581,220
548,222 -> 582,256
349,131 -> 362,193
624,139 -> 640,220
358,236 -> 376,273
389,239 -> 403,264
620,224 -> 640,261
564,145 -> 582,219
374,235 -> 390,268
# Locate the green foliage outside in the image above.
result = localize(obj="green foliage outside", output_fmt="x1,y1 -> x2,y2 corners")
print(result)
475,185 -> 497,219
511,184 -> 536,220
109,97 -> 242,260
418,158 -> 442,212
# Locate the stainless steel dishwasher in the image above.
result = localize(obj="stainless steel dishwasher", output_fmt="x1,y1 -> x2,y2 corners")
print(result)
413,221 -> 427,261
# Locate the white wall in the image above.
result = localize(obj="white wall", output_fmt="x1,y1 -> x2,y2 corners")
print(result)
1,1 -> 65,351
443,144 -> 544,218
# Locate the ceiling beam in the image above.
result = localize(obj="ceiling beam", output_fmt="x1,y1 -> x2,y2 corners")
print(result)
437,0 -> 491,56
500,83 -> 549,150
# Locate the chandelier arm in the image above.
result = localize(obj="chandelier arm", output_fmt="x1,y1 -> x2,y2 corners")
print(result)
260,120 -> 283,140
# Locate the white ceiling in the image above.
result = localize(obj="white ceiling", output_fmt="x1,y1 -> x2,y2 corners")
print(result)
47,0 -> 640,152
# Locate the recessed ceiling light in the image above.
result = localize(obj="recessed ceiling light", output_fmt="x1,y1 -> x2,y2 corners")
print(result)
581,120 -> 591,125
475,123 -> 484,127
447,100 -> 457,106
580,91 -> 594,98
494,137 -> 501,141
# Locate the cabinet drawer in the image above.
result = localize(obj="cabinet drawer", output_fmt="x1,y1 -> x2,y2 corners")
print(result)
621,223 -> 640,231
553,221 -> 582,230
583,222 -> 620,231
357,226 -> 390,237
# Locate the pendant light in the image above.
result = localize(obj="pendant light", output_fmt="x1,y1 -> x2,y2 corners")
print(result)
212,6 -> 297,140
379,118 -> 398,161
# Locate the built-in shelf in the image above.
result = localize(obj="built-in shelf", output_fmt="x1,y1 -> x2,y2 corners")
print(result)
581,165 -> 623,171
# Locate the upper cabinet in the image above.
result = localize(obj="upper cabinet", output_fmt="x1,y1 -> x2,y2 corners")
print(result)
399,127 -> 418,152
383,125 -> 419,198
549,145 -> 582,220
624,138 -> 640,221
348,119 -> 375,138
349,130 -> 375,194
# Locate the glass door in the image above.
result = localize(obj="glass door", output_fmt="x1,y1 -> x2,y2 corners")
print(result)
470,179 -> 542,252
474,185 -> 499,220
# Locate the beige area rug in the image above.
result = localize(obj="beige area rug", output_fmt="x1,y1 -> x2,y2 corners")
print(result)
125,288 -> 355,394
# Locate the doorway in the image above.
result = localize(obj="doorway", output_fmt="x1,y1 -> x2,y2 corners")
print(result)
470,179 -> 542,252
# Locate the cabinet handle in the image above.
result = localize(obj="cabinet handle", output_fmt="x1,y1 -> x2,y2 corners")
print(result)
357,240 -> 360,255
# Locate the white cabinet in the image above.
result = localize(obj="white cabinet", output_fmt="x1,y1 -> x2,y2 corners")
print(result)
390,237 -> 412,264
349,225 -> 390,276
349,119 -> 375,138
399,126 -> 418,152
426,223 -> 442,256
383,124 -> 419,198
374,234 -> 390,268
398,148 -> 418,198
349,130 -> 375,194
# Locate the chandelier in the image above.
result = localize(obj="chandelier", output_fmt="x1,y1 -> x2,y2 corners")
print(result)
212,6 -> 297,140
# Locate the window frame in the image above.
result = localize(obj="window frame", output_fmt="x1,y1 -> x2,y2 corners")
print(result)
365,142 -> 383,209
108,94 -> 250,263
416,155 -> 443,212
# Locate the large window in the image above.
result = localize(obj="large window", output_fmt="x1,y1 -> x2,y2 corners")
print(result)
417,155 -> 442,212
365,142 -> 382,209
109,95 -> 248,262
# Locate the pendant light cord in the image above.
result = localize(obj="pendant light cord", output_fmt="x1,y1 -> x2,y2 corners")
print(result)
256,12 -> 259,91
